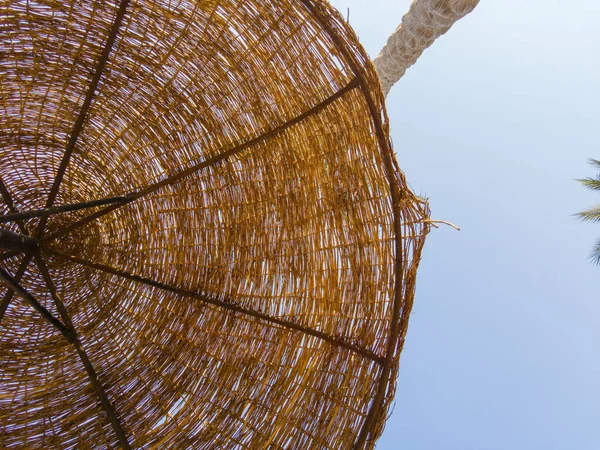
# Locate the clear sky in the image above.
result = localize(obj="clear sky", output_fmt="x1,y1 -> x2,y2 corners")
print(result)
329,1 -> 600,449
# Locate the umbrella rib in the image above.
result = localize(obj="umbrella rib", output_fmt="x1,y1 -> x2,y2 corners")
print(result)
40,77 -> 360,244
39,0 -> 131,232
0,176 -> 19,217
0,0 -> 131,330
0,176 -> 29,234
0,264 -> 73,340
34,256 -> 132,450
46,247 -> 385,365
0,255 -> 33,324
0,195 -> 129,224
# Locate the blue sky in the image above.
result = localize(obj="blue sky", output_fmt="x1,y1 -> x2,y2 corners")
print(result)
329,1 -> 600,449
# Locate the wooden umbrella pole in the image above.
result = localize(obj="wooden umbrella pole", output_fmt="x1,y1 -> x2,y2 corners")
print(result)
373,0 -> 480,96
0,195 -> 128,224
0,228 -> 39,253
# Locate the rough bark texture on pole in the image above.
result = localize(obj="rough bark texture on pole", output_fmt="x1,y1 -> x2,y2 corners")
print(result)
373,0 -> 479,96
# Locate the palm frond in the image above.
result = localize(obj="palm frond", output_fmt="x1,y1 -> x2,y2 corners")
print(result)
576,207 -> 600,222
578,158 -> 600,265
577,177 -> 600,191
590,239 -> 600,265
588,158 -> 600,169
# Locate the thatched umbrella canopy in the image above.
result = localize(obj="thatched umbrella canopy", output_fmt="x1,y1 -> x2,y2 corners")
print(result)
0,0 -> 432,448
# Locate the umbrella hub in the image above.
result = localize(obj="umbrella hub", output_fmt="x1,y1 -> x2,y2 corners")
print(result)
0,228 -> 39,254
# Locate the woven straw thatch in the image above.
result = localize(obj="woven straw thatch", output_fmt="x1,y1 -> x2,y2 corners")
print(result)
0,1 -> 430,448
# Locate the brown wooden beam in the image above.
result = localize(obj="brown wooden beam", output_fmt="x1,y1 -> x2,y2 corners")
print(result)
40,0 -> 132,231
35,256 -> 132,449
40,77 -> 360,244
0,196 -> 128,224
0,255 -> 32,323
0,176 -> 29,235
46,246 -> 384,364
0,228 -> 39,253
0,265 -> 73,340
0,177 -> 18,215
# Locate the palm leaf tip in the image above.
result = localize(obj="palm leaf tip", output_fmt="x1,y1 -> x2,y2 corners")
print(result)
578,158 -> 600,265
577,177 -> 600,191
588,158 -> 600,169
576,207 -> 600,222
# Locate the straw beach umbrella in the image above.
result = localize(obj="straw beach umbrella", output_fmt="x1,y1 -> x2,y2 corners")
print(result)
0,0 -> 473,448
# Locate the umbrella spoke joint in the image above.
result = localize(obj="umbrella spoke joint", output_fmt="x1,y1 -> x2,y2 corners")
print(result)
0,228 -> 39,254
